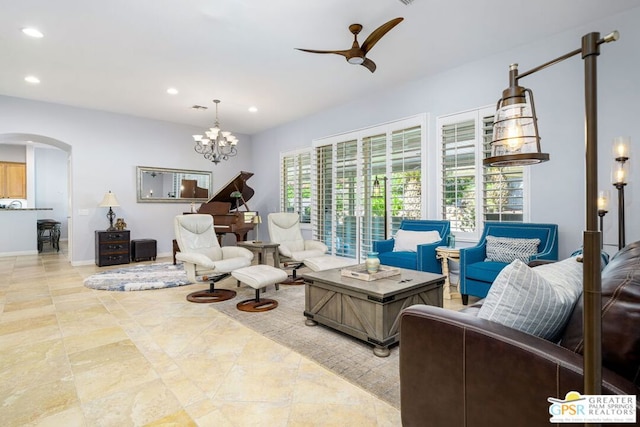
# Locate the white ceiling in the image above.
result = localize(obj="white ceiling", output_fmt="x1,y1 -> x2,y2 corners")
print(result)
1,0 -> 637,135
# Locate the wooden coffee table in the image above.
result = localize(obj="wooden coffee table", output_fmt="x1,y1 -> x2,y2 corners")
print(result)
302,266 -> 444,357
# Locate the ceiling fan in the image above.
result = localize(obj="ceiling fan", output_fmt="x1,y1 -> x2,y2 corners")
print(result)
296,17 -> 404,73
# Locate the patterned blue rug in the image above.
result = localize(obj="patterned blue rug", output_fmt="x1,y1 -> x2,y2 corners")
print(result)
83,262 -> 193,291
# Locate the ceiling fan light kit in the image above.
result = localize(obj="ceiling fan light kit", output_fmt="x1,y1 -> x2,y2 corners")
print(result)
296,17 -> 404,73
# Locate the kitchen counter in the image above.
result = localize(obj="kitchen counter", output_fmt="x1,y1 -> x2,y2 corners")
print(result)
0,208 -> 54,256
0,208 -> 53,211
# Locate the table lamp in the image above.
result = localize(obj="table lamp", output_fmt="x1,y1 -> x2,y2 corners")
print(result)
99,191 -> 120,231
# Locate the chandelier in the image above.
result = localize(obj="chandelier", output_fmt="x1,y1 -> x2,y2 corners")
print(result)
192,99 -> 238,164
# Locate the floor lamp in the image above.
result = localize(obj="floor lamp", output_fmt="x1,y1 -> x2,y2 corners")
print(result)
597,190 -> 609,249
484,30 -> 619,411
612,136 -> 630,250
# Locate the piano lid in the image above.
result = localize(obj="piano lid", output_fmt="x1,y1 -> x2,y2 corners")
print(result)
205,171 -> 254,211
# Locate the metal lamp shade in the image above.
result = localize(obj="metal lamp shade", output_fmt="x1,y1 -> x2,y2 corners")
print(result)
484,66 -> 549,167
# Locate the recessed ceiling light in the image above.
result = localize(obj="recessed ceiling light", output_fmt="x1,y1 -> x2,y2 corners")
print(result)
166,87 -> 178,95
24,75 -> 40,84
248,106 -> 258,113
22,27 -> 43,38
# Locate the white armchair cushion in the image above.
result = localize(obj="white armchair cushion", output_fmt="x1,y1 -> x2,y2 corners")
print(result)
175,252 -> 218,269
289,249 -> 326,262
268,212 -> 327,261
209,256 -> 251,273
174,214 -> 254,281
393,229 -> 441,252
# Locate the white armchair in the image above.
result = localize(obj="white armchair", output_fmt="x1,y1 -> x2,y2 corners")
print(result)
267,212 -> 327,284
174,214 -> 253,303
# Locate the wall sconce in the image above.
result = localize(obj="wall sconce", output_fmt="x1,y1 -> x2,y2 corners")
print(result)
612,136 -> 630,250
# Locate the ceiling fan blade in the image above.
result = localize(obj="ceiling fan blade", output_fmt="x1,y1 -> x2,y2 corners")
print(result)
361,58 -> 376,73
295,48 -> 350,58
361,17 -> 404,54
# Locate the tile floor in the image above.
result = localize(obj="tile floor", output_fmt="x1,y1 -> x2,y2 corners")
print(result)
0,243 -> 465,426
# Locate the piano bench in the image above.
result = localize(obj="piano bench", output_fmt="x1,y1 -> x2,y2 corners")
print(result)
131,239 -> 157,262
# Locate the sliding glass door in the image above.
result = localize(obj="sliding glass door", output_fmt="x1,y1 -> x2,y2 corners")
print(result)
311,115 -> 426,261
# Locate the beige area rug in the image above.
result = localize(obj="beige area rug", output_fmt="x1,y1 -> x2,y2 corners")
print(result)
211,281 -> 401,408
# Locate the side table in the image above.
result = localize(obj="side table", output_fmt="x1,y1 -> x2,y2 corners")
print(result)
236,241 -> 281,268
436,246 -> 460,300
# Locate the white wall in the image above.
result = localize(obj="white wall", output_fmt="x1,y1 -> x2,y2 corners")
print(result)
0,98 -> 252,264
0,144 -> 26,162
34,147 -> 69,236
249,7 -> 640,258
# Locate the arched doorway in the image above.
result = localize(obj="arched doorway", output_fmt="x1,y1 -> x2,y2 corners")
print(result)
0,133 -> 72,259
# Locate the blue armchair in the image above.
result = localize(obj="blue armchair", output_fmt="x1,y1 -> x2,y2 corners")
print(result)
373,220 -> 450,273
459,222 -> 559,304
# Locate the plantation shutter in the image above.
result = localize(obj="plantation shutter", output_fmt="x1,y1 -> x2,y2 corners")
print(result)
280,154 -> 296,213
334,139 -> 358,257
361,133 -> 387,258
311,144 -> 333,253
441,120 -> 477,234
280,150 -> 312,223
482,115 -> 524,222
390,126 -> 422,234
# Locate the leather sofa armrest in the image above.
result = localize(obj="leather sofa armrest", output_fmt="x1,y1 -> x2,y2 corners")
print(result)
400,305 -> 637,427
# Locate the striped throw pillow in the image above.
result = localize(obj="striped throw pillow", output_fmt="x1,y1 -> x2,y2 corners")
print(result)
477,257 -> 583,341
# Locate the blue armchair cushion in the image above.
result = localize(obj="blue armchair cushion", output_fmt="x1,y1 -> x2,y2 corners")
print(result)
485,236 -> 541,263
478,257 -> 583,341
393,229 -> 441,252
465,261 -> 509,284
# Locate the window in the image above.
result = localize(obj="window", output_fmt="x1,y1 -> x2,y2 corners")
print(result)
280,149 -> 311,223
312,115 -> 426,260
438,107 -> 527,241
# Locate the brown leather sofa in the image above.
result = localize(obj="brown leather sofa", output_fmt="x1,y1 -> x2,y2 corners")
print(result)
399,241 -> 640,427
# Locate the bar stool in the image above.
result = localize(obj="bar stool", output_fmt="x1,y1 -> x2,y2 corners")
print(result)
37,219 -> 61,252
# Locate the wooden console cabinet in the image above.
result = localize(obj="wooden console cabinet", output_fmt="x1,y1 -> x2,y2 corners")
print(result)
95,230 -> 130,266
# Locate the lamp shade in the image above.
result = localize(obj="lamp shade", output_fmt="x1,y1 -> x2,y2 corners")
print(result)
612,161 -> 629,185
597,190 -> 610,211
99,191 -> 120,207
484,64 -> 549,167
252,215 -> 262,224
612,136 -> 630,161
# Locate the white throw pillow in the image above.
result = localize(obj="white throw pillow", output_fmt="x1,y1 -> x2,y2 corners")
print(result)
393,229 -> 441,252
477,257 -> 583,341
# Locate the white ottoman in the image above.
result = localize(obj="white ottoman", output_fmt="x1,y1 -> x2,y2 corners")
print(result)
231,265 -> 288,312
304,256 -> 358,272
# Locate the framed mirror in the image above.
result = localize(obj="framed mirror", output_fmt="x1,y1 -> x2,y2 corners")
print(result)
136,166 -> 212,203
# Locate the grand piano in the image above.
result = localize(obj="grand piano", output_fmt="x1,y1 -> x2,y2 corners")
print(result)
197,171 -> 257,243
